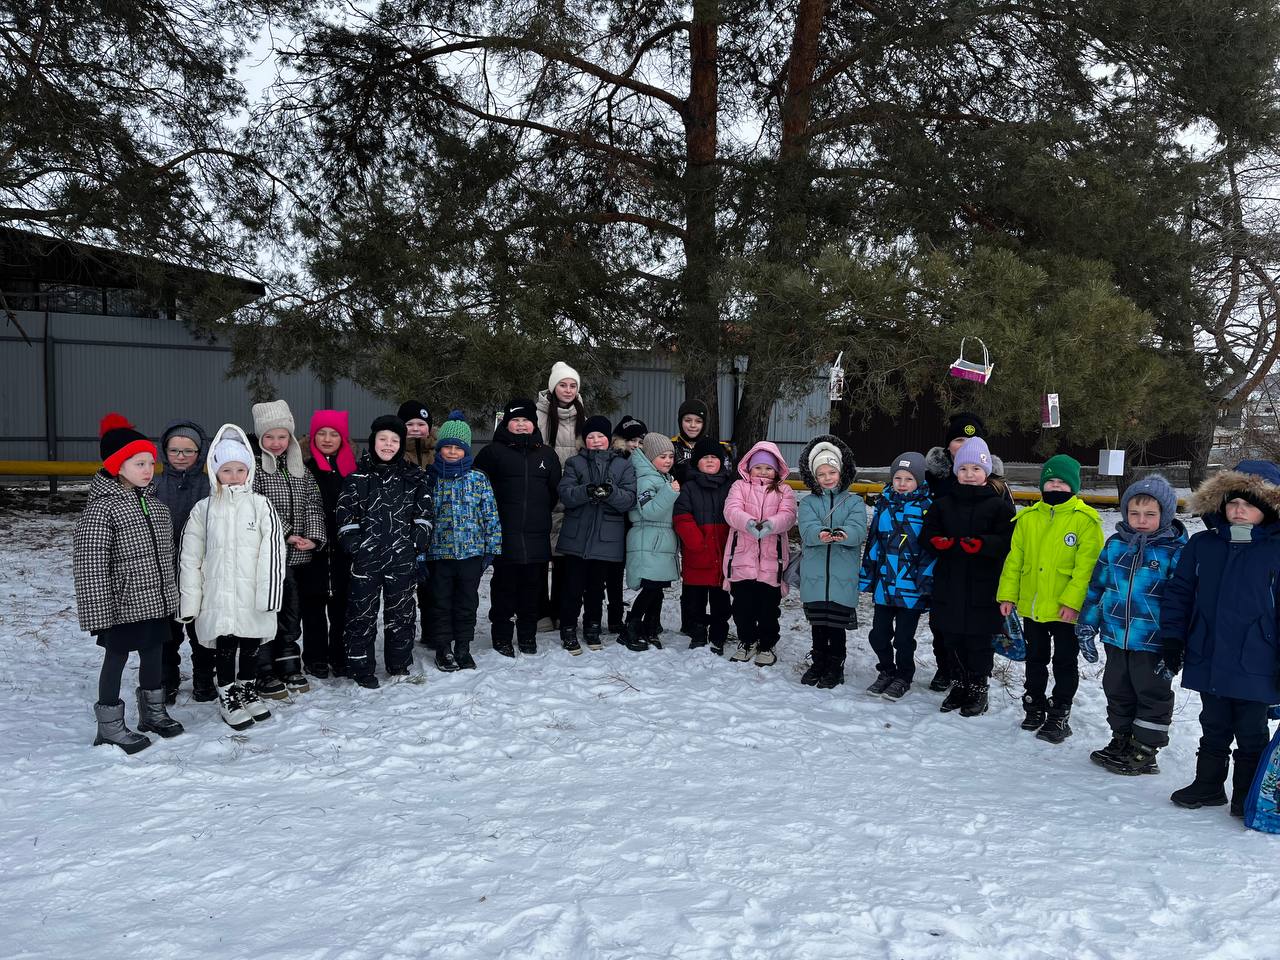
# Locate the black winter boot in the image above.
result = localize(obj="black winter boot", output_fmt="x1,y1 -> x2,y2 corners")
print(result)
93,700 -> 151,754
1171,751 -> 1230,809
1112,741 -> 1160,776
959,682 -> 989,717
1036,700 -> 1073,743
1231,749 -> 1263,818
493,636 -> 515,658
454,643 -> 477,670
136,687 -> 184,739
1020,694 -> 1047,731
928,666 -> 952,692
940,675 -> 971,713
688,625 -> 708,650
1090,734 -> 1132,768
620,622 -> 649,652
435,648 -> 459,672
560,625 -> 582,655
583,623 -> 603,651
815,663 -> 844,688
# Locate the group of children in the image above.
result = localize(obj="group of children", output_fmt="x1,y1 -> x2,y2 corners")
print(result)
72,380 -> 1280,818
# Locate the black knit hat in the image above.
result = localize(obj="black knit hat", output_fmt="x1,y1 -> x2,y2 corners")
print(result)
678,399 -> 709,422
99,413 -> 157,476
500,397 -> 538,427
580,415 -> 612,439
369,414 -> 407,462
396,400 -> 431,428
691,436 -> 724,465
614,415 -> 648,441
946,410 -> 986,443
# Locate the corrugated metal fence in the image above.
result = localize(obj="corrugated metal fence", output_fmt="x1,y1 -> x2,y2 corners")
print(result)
1,311 -> 831,465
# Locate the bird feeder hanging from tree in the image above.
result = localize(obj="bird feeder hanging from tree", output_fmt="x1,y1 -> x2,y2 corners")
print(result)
828,352 -> 845,401
949,337 -> 994,384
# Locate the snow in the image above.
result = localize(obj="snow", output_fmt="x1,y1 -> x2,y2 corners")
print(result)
2,507 -> 1277,960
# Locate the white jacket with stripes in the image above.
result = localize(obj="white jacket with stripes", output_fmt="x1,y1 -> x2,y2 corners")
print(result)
179,424 -> 286,645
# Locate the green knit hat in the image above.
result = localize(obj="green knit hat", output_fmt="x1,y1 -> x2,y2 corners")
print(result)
1041,454 -> 1081,495
436,410 -> 472,453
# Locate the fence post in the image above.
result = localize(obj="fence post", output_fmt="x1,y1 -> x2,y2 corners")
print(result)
43,308 -> 57,495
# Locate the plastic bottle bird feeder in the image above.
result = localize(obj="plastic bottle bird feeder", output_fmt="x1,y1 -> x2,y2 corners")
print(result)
1041,393 -> 1061,429
828,351 -> 846,401
949,337 -> 994,384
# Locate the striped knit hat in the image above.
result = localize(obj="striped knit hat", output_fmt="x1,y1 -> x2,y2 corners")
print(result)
99,413 -> 156,476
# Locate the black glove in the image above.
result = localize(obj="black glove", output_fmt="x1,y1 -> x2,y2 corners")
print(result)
1158,637 -> 1184,678
589,482 -> 613,502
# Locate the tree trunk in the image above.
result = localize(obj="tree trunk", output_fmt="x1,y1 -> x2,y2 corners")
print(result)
733,363 -> 787,456
677,0 -> 723,436
1188,407 -> 1218,489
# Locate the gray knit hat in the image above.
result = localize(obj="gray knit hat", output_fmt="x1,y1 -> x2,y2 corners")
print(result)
890,451 -> 927,487
641,431 -> 675,464
1121,474 -> 1178,526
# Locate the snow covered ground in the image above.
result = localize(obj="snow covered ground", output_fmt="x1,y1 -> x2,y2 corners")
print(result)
2,507 -> 1277,960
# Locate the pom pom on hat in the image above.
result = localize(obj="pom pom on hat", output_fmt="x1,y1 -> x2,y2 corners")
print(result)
99,413 -> 157,476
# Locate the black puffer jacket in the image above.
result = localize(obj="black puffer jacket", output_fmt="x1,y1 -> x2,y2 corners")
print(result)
557,449 -> 637,563
336,452 -> 435,586
921,482 -> 1015,635
474,425 -> 562,564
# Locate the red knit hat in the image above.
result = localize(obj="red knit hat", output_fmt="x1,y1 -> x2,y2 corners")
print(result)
99,413 -> 157,476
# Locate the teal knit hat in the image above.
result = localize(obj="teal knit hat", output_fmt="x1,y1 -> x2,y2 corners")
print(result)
1041,454 -> 1081,494
436,411 -> 472,453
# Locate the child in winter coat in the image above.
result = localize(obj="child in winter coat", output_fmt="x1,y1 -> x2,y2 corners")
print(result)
921,437 -> 1015,717
557,415 -> 638,654
673,436 -> 735,653
608,415 -> 648,632
1076,475 -> 1187,775
153,419 -> 215,703
998,455 -> 1104,743
178,426 -> 286,730
723,442 -> 798,666
797,436 -> 867,688
671,399 -> 734,485
475,398 -> 562,657
425,413 -> 502,671
1159,460 -> 1280,816
251,400 -> 327,699
74,414 -> 184,753
859,451 -> 935,700
397,400 -> 435,648
621,433 -> 682,651
337,415 -> 435,688
300,409 -> 358,678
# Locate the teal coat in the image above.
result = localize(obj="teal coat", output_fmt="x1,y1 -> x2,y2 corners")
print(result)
798,488 -> 868,609
625,447 -> 681,588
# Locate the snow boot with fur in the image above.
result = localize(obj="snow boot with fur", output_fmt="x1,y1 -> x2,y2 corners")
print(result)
93,700 -> 151,754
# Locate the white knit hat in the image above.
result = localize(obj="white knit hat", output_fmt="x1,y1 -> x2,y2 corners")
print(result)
808,440 -> 842,476
548,361 -> 581,393
210,439 -> 252,477
252,399 -> 295,437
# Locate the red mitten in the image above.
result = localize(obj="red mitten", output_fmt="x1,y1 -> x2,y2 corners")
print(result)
929,536 -> 956,551
959,537 -> 983,554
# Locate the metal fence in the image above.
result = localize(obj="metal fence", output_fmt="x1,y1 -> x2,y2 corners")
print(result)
1,310 -> 831,467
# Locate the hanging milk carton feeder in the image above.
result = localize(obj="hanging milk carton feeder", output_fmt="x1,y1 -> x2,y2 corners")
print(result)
828,351 -> 846,401
1098,449 -> 1126,476
949,337 -> 994,384
1041,393 -> 1061,429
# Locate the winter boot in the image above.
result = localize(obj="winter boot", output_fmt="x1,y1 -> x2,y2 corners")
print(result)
1090,734 -> 1132,769
307,662 -> 331,680
164,686 -> 179,706
435,648 -> 459,672
136,687 -> 184,739
688,624 -> 708,650
493,636 -> 516,658
940,675 -> 971,713
93,700 -> 151,754
454,643 -> 477,670
236,680 -> 272,721
815,663 -> 844,687
1231,749 -> 1263,818
881,677 -> 910,702
283,672 -> 311,694
959,682 -> 989,717
928,666 -> 952,692
218,684 -> 255,731
255,675 -> 288,701
1020,694 -> 1048,731
607,619 -> 625,636
754,648 -> 778,667
583,623 -> 604,652
561,625 -> 582,656
620,623 -> 649,652
517,636 -> 537,655
354,674 -> 381,690
646,632 -> 664,650
1112,740 -> 1160,776
730,641 -> 756,663
866,672 -> 893,696
1036,700 -> 1073,743
1171,751 -> 1230,809
192,671 -> 219,703
387,665 -> 411,677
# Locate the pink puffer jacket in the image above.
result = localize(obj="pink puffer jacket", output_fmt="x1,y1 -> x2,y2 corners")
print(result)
722,441 -> 798,592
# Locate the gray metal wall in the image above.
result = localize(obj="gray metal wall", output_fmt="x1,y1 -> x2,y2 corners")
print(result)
1,311 -> 831,464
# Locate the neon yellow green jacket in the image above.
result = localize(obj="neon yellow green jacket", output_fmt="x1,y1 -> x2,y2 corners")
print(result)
997,496 -> 1104,622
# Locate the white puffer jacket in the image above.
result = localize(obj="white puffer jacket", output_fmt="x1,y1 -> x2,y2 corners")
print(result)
179,424 -> 286,645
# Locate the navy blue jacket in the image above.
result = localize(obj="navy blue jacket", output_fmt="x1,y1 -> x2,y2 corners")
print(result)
1160,514 -> 1280,703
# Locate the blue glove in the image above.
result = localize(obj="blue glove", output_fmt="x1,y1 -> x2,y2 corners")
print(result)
747,522 -> 766,540
1075,624 -> 1099,664
415,553 -> 429,583
758,520 -> 774,537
